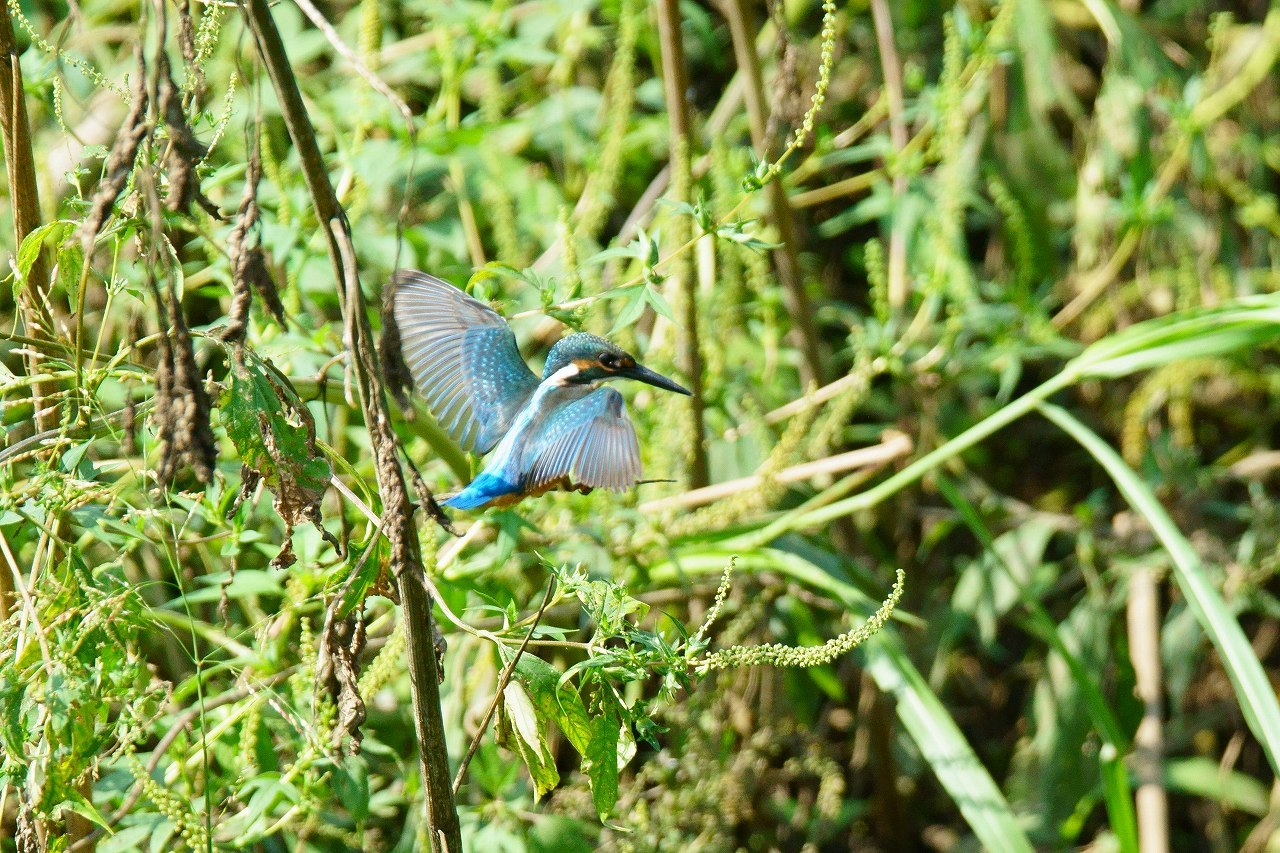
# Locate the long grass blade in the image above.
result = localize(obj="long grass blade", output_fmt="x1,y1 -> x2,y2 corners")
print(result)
1039,403 -> 1280,777
863,634 -> 1034,853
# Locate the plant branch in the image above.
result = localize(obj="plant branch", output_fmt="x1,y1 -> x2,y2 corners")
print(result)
0,2 -> 56,439
238,1 -> 461,848
655,0 -> 709,488
869,0 -> 909,310
1127,565 -> 1169,853
640,431 -> 912,513
722,0 -> 824,386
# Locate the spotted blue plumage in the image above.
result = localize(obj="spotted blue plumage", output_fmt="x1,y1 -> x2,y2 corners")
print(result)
392,268 -> 692,510
393,271 -> 539,453
520,387 -> 640,493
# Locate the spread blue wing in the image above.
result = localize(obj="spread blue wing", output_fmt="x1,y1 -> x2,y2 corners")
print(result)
393,271 -> 539,453
521,388 -> 642,492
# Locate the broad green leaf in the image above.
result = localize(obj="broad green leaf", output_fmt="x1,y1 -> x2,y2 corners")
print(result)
608,287 -> 648,334
500,681 -> 559,799
220,348 -> 335,561
221,352 -> 331,496
584,707 -> 620,819
515,656 -> 592,755
514,655 -> 624,812
62,788 -> 113,832
99,824 -> 152,853
643,286 -> 676,324
56,243 -> 85,297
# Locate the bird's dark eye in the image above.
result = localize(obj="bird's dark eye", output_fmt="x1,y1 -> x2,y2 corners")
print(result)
599,352 -> 618,368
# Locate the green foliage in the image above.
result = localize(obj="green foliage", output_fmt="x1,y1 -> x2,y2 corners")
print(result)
2,0 -> 1280,849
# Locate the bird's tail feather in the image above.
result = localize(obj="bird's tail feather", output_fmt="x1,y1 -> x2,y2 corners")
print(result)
442,473 -> 518,510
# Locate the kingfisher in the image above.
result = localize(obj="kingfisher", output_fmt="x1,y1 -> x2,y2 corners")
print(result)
393,270 -> 691,510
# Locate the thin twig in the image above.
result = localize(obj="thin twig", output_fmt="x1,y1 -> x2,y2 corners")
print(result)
289,0 -> 415,133
640,432 -> 913,513
452,576 -> 558,795
723,368 -> 879,441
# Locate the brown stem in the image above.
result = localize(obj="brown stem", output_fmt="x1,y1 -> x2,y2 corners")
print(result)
238,1 -> 461,848
723,0 -> 824,387
0,4 -> 57,437
1,10 -> 69,849
655,0 -> 709,488
1127,567 -> 1169,853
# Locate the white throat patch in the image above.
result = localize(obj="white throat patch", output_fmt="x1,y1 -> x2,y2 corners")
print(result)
546,362 -> 582,387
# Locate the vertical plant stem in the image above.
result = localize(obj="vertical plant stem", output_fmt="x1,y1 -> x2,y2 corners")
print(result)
869,0 -> 909,310
1127,566 -> 1170,853
0,4 -> 56,437
1,11 -> 64,848
655,0 -> 709,488
238,1 -> 462,848
723,0 -> 824,386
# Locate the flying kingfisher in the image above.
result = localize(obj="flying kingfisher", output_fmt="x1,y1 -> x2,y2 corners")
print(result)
393,270 -> 691,510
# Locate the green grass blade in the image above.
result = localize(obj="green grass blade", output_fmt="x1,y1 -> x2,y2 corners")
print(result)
1068,295 -> 1280,378
1039,403 -> 1280,777
757,294 -> 1280,538
934,475 -> 1138,852
863,634 -> 1034,853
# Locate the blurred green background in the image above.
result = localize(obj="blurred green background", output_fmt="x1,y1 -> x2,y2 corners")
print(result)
2,0 -> 1279,850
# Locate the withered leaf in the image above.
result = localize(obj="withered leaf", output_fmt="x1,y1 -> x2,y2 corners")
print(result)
221,346 -> 340,564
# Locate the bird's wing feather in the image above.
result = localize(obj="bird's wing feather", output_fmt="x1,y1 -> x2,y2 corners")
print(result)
393,270 -> 540,453
521,388 -> 642,492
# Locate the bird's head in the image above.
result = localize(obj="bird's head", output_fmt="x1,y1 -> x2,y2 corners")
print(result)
543,333 -> 692,395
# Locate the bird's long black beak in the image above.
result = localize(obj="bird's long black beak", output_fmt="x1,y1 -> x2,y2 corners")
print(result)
626,364 -> 692,395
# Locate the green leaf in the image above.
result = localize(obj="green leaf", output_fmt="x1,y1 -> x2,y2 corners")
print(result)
220,348 -> 333,547
1067,295 -> 1280,380
609,287 -> 648,335
513,654 -> 633,812
62,787 -> 113,831
584,707 -> 620,819
16,220 -> 74,279
643,286 -> 676,324
516,656 -> 593,755
167,570 -> 283,606
499,681 -> 559,799
56,242 -> 85,297
863,634 -> 1035,853
99,824 -> 153,853
1164,757 -> 1270,816
586,245 -> 642,265
1040,403 -> 1280,778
